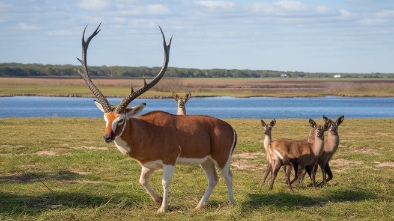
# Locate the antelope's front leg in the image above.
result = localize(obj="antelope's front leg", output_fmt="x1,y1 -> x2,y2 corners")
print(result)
158,165 -> 175,213
139,166 -> 162,204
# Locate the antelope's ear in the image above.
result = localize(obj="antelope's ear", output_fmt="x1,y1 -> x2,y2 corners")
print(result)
337,115 -> 345,126
126,103 -> 146,117
270,119 -> 276,127
94,100 -> 105,113
261,119 -> 266,127
323,115 -> 329,122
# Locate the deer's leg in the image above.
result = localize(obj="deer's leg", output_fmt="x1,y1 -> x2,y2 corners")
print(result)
269,161 -> 282,190
285,164 -> 294,192
196,160 -> 219,209
298,168 -> 307,183
139,166 -> 161,203
157,165 -> 175,213
325,163 -> 333,183
310,164 -> 317,188
263,162 -> 271,183
317,163 -> 326,187
290,165 -> 301,185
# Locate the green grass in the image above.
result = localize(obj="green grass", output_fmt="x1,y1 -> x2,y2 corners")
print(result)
1,118 -> 393,220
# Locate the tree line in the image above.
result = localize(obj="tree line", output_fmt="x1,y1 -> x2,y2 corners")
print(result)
0,62 -> 392,79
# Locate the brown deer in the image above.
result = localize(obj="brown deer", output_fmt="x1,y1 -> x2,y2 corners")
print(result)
77,24 -> 237,212
304,115 -> 344,187
172,92 -> 191,115
268,119 -> 329,191
260,119 -> 276,184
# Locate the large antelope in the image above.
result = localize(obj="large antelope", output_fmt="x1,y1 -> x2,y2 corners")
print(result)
77,24 -> 237,213
268,119 -> 329,190
304,115 -> 344,187
172,92 -> 191,115
260,119 -> 276,183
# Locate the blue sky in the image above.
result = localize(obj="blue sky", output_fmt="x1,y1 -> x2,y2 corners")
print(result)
1,0 -> 393,73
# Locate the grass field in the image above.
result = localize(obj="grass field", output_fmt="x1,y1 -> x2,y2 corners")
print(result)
1,77 -> 394,97
1,118 -> 393,220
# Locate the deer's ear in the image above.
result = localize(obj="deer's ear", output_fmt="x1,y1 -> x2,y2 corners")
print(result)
185,92 -> 191,101
94,100 -> 105,113
126,103 -> 146,117
309,119 -> 317,128
337,115 -> 345,125
270,119 -> 276,127
172,92 -> 179,101
261,119 -> 266,127
323,115 -> 329,122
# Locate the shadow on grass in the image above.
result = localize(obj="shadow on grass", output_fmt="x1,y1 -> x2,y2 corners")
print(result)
0,170 -> 80,183
243,189 -> 378,211
0,191 -> 142,217
0,171 -> 143,217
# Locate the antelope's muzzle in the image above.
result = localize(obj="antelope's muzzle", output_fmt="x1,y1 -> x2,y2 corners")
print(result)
104,134 -> 113,143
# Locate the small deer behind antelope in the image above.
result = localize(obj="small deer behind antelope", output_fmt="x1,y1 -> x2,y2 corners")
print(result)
77,24 -> 237,212
172,92 -> 191,115
260,119 -> 276,184
268,119 -> 329,191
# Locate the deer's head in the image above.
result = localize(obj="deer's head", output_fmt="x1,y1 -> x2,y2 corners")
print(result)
323,115 -> 344,136
77,23 -> 172,143
173,92 -> 191,108
307,119 -> 330,143
261,119 -> 276,136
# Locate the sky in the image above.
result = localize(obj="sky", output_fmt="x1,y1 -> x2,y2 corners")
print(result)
1,0 -> 394,73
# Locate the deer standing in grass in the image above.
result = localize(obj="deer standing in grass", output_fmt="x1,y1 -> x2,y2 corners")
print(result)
268,119 -> 329,191
304,115 -> 344,187
172,92 -> 191,115
261,119 -> 276,184
77,24 -> 237,212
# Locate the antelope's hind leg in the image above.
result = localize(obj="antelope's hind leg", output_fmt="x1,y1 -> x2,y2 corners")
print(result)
196,160 -> 219,209
220,157 -> 235,205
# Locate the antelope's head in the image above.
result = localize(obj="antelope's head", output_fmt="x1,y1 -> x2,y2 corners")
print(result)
323,115 -> 344,136
172,92 -> 191,108
261,119 -> 276,136
77,23 -> 172,143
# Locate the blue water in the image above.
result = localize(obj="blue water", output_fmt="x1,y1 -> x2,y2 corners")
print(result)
0,96 -> 393,119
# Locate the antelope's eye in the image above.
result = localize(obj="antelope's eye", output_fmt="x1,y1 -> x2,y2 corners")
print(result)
117,119 -> 125,125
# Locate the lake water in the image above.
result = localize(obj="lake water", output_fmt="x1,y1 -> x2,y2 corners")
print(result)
0,96 -> 393,119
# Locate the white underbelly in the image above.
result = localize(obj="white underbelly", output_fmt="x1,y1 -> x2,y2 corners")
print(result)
141,156 -> 212,170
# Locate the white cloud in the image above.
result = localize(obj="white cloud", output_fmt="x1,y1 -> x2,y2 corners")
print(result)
359,18 -> 386,25
114,4 -> 170,16
273,1 -> 307,11
338,9 -> 354,19
17,23 -> 40,30
316,6 -> 330,14
146,4 -> 171,15
195,1 -> 236,10
250,1 -> 312,16
46,29 -> 73,36
376,10 -> 394,18
77,0 -> 109,11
